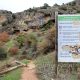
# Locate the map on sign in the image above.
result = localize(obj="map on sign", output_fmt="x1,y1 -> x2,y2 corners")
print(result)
58,15 -> 80,62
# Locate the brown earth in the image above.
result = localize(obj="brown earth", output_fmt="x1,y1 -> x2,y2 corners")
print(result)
21,61 -> 38,80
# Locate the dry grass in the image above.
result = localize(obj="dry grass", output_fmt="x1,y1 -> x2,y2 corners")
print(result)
35,52 -> 55,80
35,51 -> 79,80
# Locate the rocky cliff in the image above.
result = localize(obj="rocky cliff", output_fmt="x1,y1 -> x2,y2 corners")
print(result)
0,0 -> 79,33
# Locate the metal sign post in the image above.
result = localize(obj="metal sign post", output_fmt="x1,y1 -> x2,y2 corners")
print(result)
55,11 -> 58,78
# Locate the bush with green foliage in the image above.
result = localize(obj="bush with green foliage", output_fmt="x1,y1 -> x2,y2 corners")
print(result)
27,8 -> 36,12
37,39 -> 49,54
20,33 -> 38,59
26,33 -> 37,45
37,27 -> 56,55
16,34 -> 26,48
45,27 -> 56,50
4,40 -> 15,52
0,47 -> 7,60
59,5 -> 67,11
41,21 -> 54,31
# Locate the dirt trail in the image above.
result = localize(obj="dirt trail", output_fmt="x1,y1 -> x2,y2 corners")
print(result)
21,61 -> 38,80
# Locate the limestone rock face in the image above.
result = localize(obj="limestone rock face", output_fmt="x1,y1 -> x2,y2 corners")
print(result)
0,0 -> 79,33
0,15 -> 7,24
0,10 -> 13,24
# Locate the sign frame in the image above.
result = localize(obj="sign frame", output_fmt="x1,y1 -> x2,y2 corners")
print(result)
55,11 -> 58,77
57,14 -> 80,62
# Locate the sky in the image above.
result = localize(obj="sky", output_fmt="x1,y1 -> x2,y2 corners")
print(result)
0,0 -> 74,13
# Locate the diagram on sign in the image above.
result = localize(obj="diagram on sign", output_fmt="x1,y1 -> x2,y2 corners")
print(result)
62,45 -> 80,58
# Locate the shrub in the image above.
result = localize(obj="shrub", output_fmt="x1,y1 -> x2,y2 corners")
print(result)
77,10 -> 80,13
37,39 -> 49,54
45,27 -> 56,50
54,3 -> 60,7
0,32 -> 9,42
60,5 -> 67,10
18,33 -> 38,59
26,33 -> 37,47
4,40 -> 15,52
68,1 -> 76,6
41,3 -> 50,9
41,21 -> 54,31
23,48 -> 36,59
16,34 -> 26,48
9,47 -> 19,55
35,53 -> 55,80
0,47 -> 7,60
24,33 -> 37,50
15,33 -> 38,59
37,27 -> 56,55
27,8 -> 35,12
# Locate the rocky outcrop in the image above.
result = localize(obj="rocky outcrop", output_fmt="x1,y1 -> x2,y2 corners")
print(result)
0,0 -> 79,33
0,10 -> 13,25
